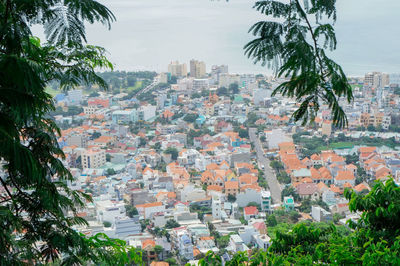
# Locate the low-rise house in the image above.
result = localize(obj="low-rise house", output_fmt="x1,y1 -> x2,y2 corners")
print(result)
335,170 -> 355,187
225,181 -> 239,196
283,196 -> 295,211
135,202 -> 165,219
171,227 -> 194,260
296,183 -> 320,201
311,206 -> 332,222
243,206 -> 259,220
229,234 -> 248,253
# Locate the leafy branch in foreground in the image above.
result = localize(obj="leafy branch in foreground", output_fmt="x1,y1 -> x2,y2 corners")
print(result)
0,0 -> 140,264
245,0 -> 353,128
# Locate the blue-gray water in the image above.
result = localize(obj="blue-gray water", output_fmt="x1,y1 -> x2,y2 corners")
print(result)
81,0 -> 400,75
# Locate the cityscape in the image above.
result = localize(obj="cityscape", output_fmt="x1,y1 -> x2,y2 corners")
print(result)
1,0 -> 400,265
49,60 -> 400,264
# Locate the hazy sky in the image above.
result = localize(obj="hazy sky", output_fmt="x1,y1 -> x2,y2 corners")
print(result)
82,0 -> 400,75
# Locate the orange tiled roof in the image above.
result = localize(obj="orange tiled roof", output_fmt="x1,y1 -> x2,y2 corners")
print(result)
336,170 -> 355,181
207,185 -> 223,192
225,181 -> 239,190
136,202 -> 163,208
142,239 -> 156,249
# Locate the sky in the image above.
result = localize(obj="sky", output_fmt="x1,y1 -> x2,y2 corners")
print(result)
81,0 -> 400,75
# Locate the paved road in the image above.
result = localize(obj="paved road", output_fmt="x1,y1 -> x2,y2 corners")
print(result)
249,128 -> 282,204
136,80 -> 158,96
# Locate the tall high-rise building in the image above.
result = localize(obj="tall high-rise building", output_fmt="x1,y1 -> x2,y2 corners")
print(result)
168,61 -> 187,77
81,148 -> 106,169
364,72 -> 389,88
189,59 -> 206,78
211,65 -> 228,84
390,73 -> 400,86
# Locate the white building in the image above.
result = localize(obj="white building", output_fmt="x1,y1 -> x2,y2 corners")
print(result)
168,61 -> 187,77
115,216 -> 141,237
193,79 -> 209,91
212,196 -> 222,220
236,188 -> 261,207
67,89 -> 83,104
135,202 -> 165,219
229,234 -> 248,253
171,227 -> 194,260
311,206 -> 332,222
260,190 -> 271,212
95,200 -> 126,224
265,129 -> 291,149
219,73 -> 240,88
82,148 -> 106,169
253,89 -> 271,106
139,105 -> 156,121
180,185 -> 206,202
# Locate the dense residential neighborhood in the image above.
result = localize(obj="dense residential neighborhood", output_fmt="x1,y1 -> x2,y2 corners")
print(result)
48,65 -> 400,264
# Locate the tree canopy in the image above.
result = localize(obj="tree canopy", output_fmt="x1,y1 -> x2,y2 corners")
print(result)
197,178 -> 400,265
0,0 -> 141,264
245,0 -> 353,127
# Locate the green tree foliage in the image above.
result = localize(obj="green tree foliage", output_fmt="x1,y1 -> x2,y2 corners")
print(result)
139,137 -> 147,147
246,201 -> 261,210
229,83 -> 240,94
245,0 -> 353,127
227,194 -> 236,202
165,219 -> 180,229
183,113 -> 199,123
217,86 -> 229,96
266,214 -> 278,227
106,168 -> 116,176
281,186 -> 299,201
277,171 -> 291,184
238,128 -> 249,138
0,0 -> 143,264
270,160 -> 284,171
125,205 -> 139,217
196,179 -> 400,265
154,245 -> 163,255
164,147 -> 179,160
103,221 -> 112,227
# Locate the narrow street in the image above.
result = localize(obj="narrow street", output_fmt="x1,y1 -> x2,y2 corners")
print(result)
249,128 -> 282,204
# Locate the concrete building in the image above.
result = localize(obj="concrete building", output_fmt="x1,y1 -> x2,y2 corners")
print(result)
95,200 -> 126,224
311,206 -> 332,222
284,196 -> 295,211
364,72 -> 389,88
82,148 -> 106,169
390,73 -> 400,85
253,89 -> 271,106
67,89 -> 83,104
135,202 -> 165,219
265,129 -> 291,149
211,65 -> 228,84
260,190 -> 271,212
219,73 -> 240,88
168,61 -> 187,77
83,105 -> 98,115
112,109 -> 137,124
193,79 -> 209,91
360,112 -> 391,129
240,74 -> 256,88
212,196 -> 222,220
139,105 -> 156,121
321,120 -> 332,136
65,134 -> 87,148
171,227 -> 194,260
229,234 -> 248,252
115,216 -> 141,237
190,59 -> 206,78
